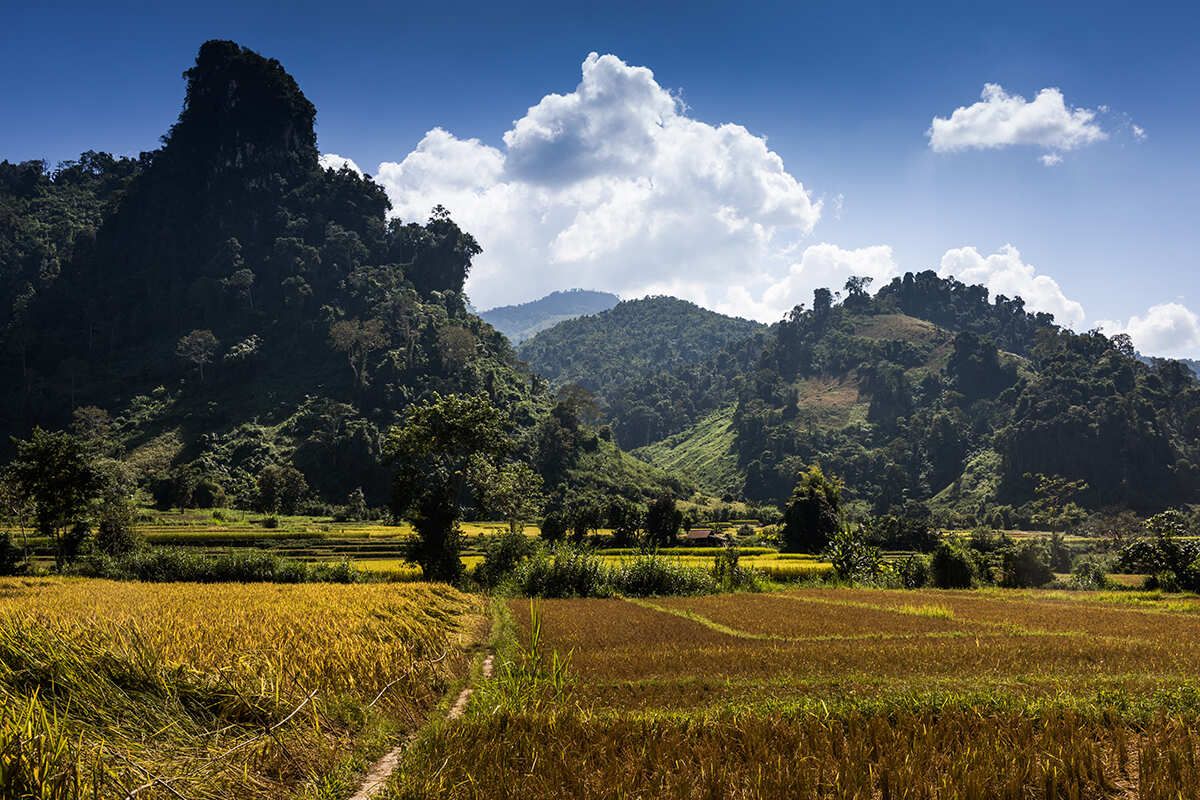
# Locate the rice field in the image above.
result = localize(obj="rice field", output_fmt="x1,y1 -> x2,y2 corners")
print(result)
0,577 -> 484,799
390,587 -> 1200,799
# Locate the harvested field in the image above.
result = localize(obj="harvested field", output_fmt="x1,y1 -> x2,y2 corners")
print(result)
388,588 -> 1200,799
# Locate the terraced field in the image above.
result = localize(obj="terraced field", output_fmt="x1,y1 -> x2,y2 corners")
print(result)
392,588 -> 1200,799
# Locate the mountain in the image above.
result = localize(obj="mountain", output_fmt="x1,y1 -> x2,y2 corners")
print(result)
554,278 -> 1200,522
480,289 -> 620,344
0,40 -> 680,509
518,296 -> 766,449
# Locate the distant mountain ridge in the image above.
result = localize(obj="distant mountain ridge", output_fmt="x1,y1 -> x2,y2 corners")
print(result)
480,289 -> 620,343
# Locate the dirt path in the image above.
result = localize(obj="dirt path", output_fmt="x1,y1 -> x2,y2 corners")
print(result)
349,652 -> 494,800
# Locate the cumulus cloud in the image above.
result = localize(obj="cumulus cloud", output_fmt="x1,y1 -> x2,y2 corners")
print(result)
717,244 -> 898,321
372,52 -> 822,315
1098,303 -> 1200,359
928,84 -> 1108,164
318,153 -> 363,175
938,244 -> 1086,328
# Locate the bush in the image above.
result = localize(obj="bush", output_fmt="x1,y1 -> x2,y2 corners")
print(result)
824,525 -> 884,583
77,548 -> 359,583
511,546 -> 610,598
931,541 -> 976,588
609,556 -> 714,597
1000,540 -> 1055,588
475,530 -> 540,589
0,532 -> 26,576
1069,558 -> 1110,590
897,554 -> 931,589
262,516 -> 280,529
710,545 -> 762,593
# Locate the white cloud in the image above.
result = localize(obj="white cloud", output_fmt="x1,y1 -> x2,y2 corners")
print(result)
938,244 -> 1086,328
372,52 -> 822,314
1039,153 -> 1063,167
928,84 -> 1107,163
318,153 -> 363,175
1132,124 -> 1147,141
1098,303 -> 1200,359
721,244 -> 898,321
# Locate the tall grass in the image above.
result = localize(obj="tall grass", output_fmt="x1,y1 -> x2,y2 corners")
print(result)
0,578 -> 480,798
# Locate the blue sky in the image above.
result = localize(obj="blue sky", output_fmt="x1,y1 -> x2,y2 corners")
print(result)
3,0 -> 1198,356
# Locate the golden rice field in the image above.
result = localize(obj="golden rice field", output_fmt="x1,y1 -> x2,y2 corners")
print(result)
391,587 -> 1200,799
0,577 -> 484,799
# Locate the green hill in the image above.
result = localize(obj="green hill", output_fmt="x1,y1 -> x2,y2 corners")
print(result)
480,289 -> 619,344
590,278 -> 1200,523
0,40 -> 679,510
518,296 -> 766,449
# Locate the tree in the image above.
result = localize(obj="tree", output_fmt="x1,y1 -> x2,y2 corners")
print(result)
1000,539 -> 1054,588
782,465 -> 842,553
176,329 -> 220,382
931,540 -> 976,588
385,393 -> 507,582
329,318 -> 388,391
95,458 -> 141,556
346,487 -> 368,521
256,464 -> 308,515
472,460 -> 544,535
9,428 -> 105,568
644,493 -> 682,547
607,497 -> 646,546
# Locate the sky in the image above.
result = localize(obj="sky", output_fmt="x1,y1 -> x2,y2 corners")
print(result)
3,0 -> 1199,357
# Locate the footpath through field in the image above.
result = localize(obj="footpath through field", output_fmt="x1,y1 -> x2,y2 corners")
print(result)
350,643 -> 495,799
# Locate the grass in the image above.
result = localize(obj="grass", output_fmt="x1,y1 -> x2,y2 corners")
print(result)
387,587 -> 1200,798
0,577 -> 484,799
633,405 -> 742,496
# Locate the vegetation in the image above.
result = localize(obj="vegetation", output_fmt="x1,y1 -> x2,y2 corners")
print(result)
0,577 -> 481,798
0,40 -> 678,535
519,296 -> 765,448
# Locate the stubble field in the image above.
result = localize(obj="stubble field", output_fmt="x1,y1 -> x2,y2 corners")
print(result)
393,587 -> 1200,799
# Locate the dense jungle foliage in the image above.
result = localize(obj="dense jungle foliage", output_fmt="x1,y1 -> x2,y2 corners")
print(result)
522,277 -> 1200,522
0,40 -> 679,514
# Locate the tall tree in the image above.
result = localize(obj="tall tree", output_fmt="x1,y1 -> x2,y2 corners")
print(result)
176,329 -> 220,382
9,428 -> 104,567
329,318 -> 387,391
385,393 -> 507,582
783,465 -> 842,553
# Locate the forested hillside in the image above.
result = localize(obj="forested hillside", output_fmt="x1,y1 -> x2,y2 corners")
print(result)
0,40 -> 679,511
518,296 -> 765,448
563,277 -> 1200,522
480,288 -> 619,343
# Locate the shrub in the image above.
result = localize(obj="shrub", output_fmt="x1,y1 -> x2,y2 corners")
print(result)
609,556 -> 714,597
711,545 -> 762,592
1069,558 -> 1110,590
76,548 -> 359,583
511,546 -> 609,598
1000,540 -> 1054,588
0,532 -> 26,576
931,541 -> 976,588
476,530 -> 540,589
262,516 -> 280,529
824,524 -> 884,583
897,554 -> 931,589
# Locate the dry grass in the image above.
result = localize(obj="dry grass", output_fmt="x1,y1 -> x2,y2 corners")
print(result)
0,577 -> 483,799
388,588 -> 1200,798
